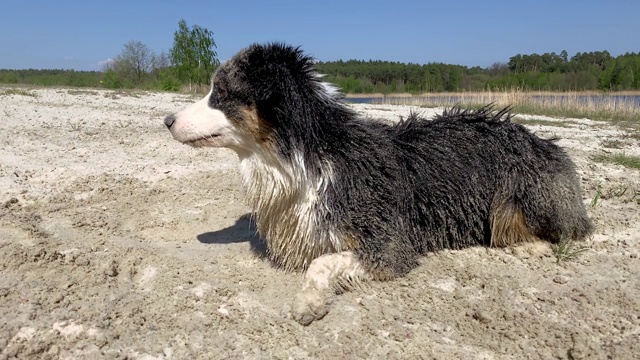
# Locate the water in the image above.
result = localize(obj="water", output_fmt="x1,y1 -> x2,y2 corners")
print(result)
343,97 -> 382,104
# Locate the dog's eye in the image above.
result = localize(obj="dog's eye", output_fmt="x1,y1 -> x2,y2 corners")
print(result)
216,84 -> 228,98
209,84 -> 227,107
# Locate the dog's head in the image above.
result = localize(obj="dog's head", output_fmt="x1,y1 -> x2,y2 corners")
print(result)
164,43 -> 342,155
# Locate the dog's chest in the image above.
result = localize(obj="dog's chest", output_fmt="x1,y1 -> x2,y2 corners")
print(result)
239,155 -> 344,270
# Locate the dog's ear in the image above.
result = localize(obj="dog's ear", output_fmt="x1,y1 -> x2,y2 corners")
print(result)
245,43 -> 316,128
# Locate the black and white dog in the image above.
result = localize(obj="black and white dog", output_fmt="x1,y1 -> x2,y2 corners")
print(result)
165,43 -> 593,325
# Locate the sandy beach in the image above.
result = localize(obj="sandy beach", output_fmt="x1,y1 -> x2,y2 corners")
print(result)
1,88 -> 639,359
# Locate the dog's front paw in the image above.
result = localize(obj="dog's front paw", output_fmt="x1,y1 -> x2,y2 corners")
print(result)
291,288 -> 332,326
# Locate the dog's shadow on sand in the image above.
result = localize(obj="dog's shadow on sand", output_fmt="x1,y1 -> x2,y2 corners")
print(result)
196,213 -> 267,258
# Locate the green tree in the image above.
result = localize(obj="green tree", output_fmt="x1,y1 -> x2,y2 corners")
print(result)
170,19 -> 220,91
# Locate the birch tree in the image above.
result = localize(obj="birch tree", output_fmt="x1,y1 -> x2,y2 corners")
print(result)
170,19 -> 219,90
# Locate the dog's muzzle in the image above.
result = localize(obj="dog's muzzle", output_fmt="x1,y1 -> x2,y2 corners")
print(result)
164,114 -> 176,128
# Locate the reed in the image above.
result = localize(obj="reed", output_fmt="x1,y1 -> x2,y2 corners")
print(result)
375,90 -> 640,127
593,152 -> 640,170
0,88 -> 38,97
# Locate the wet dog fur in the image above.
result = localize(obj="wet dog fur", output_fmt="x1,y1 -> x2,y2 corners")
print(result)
165,43 -> 593,325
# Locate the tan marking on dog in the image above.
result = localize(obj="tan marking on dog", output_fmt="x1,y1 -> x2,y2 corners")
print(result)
342,232 -> 361,251
238,106 -> 274,146
490,204 -> 539,247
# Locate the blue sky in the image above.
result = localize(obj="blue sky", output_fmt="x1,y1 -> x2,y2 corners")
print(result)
1,0 -> 638,70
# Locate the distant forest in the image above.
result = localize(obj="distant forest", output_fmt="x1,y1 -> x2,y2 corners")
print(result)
315,51 -> 640,93
0,69 -> 102,88
1,50 -> 639,93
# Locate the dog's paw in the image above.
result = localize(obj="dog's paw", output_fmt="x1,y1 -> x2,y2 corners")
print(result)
291,288 -> 332,326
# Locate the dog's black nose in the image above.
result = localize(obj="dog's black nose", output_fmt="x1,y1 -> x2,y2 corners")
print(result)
164,114 -> 176,128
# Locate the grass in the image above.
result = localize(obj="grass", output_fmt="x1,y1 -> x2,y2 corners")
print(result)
67,89 -> 99,96
593,152 -> 640,170
103,89 -> 144,100
172,93 -> 202,103
590,184 -> 603,208
68,120 -> 84,132
373,90 -> 640,128
600,139 -> 626,149
0,88 -> 38,98
622,131 -> 640,140
586,182 -> 639,206
513,118 -> 575,128
114,119 -> 133,128
552,238 -> 589,263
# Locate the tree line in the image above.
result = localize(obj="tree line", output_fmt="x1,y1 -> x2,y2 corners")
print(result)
0,19 -> 219,92
0,68 -> 102,87
100,19 -> 218,91
1,26 -> 638,94
315,50 -> 640,93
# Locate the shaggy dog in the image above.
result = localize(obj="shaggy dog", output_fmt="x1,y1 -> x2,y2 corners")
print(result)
164,43 -> 593,325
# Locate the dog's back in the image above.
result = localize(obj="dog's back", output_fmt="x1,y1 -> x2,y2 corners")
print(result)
336,106 -> 593,276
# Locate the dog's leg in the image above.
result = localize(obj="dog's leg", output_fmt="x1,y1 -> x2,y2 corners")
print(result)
291,251 -> 369,325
